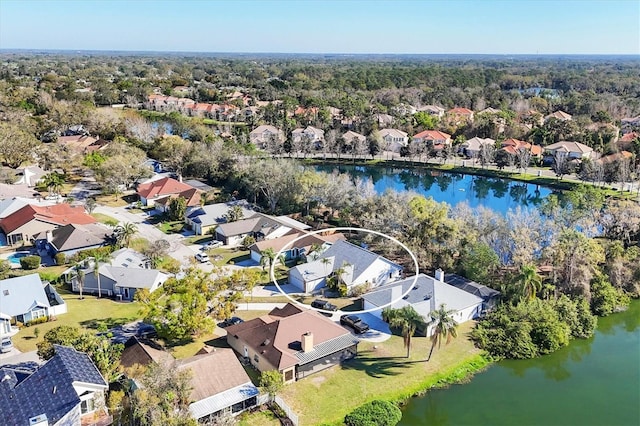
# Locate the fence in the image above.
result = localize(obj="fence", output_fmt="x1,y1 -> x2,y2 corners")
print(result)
275,395 -> 300,426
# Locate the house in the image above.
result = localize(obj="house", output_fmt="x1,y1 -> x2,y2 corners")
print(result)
545,110 -> 573,122
56,134 -> 100,154
446,107 -> 475,123
500,138 -> 543,158
249,125 -> 285,148
412,130 -> 452,149
0,204 -> 96,246
34,223 -> 112,257
136,176 -> 199,207
0,274 -> 67,325
460,137 -> 495,157
441,270 -> 501,313
544,141 -> 595,160
64,255 -> 168,300
342,130 -> 367,147
372,113 -> 394,127
361,273 -> 484,336
616,132 -> 638,151
226,303 -> 359,383
14,165 -> 47,188
0,197 -> 57,220
478,107 -> 501,115
288,240 -> 403,294
291,126 -> 325,145
186,200 -> 254,236
378,129 -> 409,152
248,231 -> 345,264
0,345 -> 109,426
596,151 -> 634,166
152,188 -> 202,214
215,213 -> 310,247
120,337 -> 259,421
110,247 -> 150,269
418,105 -> 445,118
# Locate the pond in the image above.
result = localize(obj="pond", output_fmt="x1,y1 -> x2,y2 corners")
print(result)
398,300 -> 640,426
314,164 -> 553,215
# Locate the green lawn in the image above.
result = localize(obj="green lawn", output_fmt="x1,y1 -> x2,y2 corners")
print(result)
237,409 -> 280,426
91,212 -> 119,226
13,287 -> 141,352
279,321 -> 486,426
157,220 -> 185,234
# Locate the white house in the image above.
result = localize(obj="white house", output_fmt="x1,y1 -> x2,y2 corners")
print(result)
249,125 -> 285,148
0,274 -> 67,325
186,200 -> 254,236
544,141 -> 594,160
378,129 -> 409,153
215,214 -> 310,247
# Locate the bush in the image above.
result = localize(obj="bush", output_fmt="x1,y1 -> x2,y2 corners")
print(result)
26,316 -> 49,327
344,400 -> 402,426
20,255 -> 41,270
54,253 -> 66,266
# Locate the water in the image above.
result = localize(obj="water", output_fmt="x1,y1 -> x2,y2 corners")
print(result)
399,300 -> 640,426
7,252 -> 29,265
314,164 -> 553,215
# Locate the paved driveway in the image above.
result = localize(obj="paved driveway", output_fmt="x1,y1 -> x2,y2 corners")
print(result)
348,312 -> 392,343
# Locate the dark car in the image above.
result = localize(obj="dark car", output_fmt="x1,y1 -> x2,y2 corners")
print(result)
219,317 -> 244,328
340,314 -> 370,334
311,299 -> 338,312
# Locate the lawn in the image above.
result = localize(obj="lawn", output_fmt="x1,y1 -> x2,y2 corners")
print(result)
278,321 -> 486,426
157,220 -> 185,234
237,409 -> 280,426
91,212 -> 119,226
13,287 -> 141,352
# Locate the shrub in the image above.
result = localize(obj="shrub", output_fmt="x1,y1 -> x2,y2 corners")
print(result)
26,316 -> 49,327
54,253 -> 66,266
20,255 -> 41,270
344,400 -> 402,426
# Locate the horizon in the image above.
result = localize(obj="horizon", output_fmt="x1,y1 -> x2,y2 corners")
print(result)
1,0 -> 638,55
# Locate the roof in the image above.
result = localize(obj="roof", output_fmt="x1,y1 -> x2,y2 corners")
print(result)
120,337 -> 175,369
448,107 -> 474,115
216,213 -> 304,238
154,187 -> 202,208
227,304 -> 355,370
361,274 -> 484,319
250,125 -> 282,135
0,204 -> 96,235
57,135 -> 99,150
619,132 -> 638,142
0,197 -> 56,220
379,128 -> 408,139
546,110 -> 572,120
187,200 -> 254,227
249,231 -> 344,255
343,131 -> 366,143
545,141 -> 594,154
110,248 -> 148,268
292,126 -> 324,137
413,130 -> 451,141
0,345 -> 107,425
443,273 -> 501,301
137,176 -> 193,200
101,265 -> 167,289
39,223 -> 110,253
183,179 -> 214,192
0,274 -> 51,317
463,137 -> 495,151
597,151 -> 634,165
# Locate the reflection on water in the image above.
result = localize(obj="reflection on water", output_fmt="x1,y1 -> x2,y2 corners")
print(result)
314,165 -> 553,214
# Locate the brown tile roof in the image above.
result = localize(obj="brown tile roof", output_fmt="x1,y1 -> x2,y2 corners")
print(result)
413,130 -> 451,141
137,177 -> 194,200
448,107 -> 474,115
248,232 -> 345,255
0,204 -> 95,234
619,132 -> 638,142
154,188 -> 202,208
120,337 -> 175,369
597,151 -> 634,165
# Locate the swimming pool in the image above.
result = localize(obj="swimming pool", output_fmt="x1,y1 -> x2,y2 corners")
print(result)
7,252 -> 30,265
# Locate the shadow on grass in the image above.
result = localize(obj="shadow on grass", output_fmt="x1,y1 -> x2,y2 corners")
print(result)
80,317 -> 132,330
342,354 -> 422,378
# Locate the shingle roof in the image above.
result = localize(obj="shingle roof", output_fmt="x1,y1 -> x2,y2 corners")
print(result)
43,223 -> 111,253
102,265 -> 167,289
120,337 -> 175,369
137,176 -> 193,200
187,200 -> 254,227
216,213 -> 299,238
0,345 -> 107,425
0,274 -> 50,318
545,141 -> 593,154
413,130 -> 452,141
379,129 -> 408,139
443,273 -> 501,301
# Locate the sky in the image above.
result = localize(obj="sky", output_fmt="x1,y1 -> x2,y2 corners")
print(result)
0,0 -> 638,55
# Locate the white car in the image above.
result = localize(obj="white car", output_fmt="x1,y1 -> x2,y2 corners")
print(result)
202,240 -> 223,250
195,252 -> 210,263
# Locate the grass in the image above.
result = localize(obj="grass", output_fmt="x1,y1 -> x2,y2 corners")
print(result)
237,408 -> 280,426
207,248 -> 250,266
278,321 -> 487,426
94,193 -> 129,207
168,332 -> 219,359
157,220 -> 185,234
91,212 -> 119,226
13,287 -> 141,352
184,235 -> 214,245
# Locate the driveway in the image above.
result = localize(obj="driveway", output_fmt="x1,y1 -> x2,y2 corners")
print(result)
0,349 -> 41,367
346,312 -> 392,343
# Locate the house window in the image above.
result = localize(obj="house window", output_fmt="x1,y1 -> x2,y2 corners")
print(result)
31,309 -> 46,320
80,394 -> 95,414
253,354 -> 259,363
284,369 -> 294,381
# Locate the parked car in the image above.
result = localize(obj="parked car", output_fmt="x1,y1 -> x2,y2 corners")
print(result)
202,240 -> 223,250
340,315 -> 370,334
195,252 -> 210,263
219,317 -> 244,328
0,337 -> 13,353
311,299 -> 338,311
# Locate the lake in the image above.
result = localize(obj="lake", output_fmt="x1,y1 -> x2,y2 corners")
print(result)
314,164 -> 553,215
399,300 -> 640,426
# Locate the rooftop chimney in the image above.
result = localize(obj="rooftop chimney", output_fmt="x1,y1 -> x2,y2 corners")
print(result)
301,332 -> 313,353
390,285 -> 403,307
45,230 -> 53,243
435,268 -> 445,282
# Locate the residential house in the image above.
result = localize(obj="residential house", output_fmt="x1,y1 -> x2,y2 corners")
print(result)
288,240 -> 403,294
0,204 -> 96,246
293,106 -> 319,123
249,125 -> 285,148
361,273 -> 484,336
500,138 -> 543,159
378,129 -> 409,152
248,231 -> 345,264
136,176 -> 200,207
544,141 -> 595,160
120,337 -> 259,421
616,132 -> 638,151
14,165 -> 47,188
412,130 -> 452,150
545,110 -> 573,122
460,137 -> 495,158
292,126 -> 325,146
478,107 -> 501,115
186,200 -> 254,236
597,151 -> 634,166
153,188 -> 202,214
372,113 -> 394,128
441,270 -> 501,313
0,345 -> 109,426
342,130 -> 367,148
34,223 -> 112,257
446,107 -> 475,124
0,274 -> 67,325
56,134 -> 101,154
215,213 -> 310,247
0,197 -> 57,221
418,105 -> 445,118
226,303 -> 359,383
64,252 -> 167,300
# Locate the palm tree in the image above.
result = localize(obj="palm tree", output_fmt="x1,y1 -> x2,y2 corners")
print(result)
115,222 -> 138,248
42,172 -> 65,196
92,252 -> 111,298
328,261 -> 350,296
74,263 -> 85,300
428,304 -> 458,361
383,306 -> 426,358
515,264 -> 542,301
260,248 -> 277,271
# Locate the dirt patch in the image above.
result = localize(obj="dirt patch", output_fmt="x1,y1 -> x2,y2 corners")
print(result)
311,376 -> 326,387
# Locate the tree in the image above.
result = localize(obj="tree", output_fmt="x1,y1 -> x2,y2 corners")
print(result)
75,263 -> 85,300
42,172 -> 65,196
428,304 -> 458,361
168,196 -> 187,221
143,239 -> 171,268
242,158 -> 300,213
224,205 -> 244,222
327,261 -> 351,296
382,306 -> 425,358
149,135 -> 192,181
344,400 -> 402,426
114,222 -> 138,248
84,197 -> 97,214
259,370 -> 283,403
552,152 -> 571,180
92,251 -> 111,298
260,247 -> 284,271
0,122 -> 40,168
459,241 -> 499,285
514,264 -> 543,301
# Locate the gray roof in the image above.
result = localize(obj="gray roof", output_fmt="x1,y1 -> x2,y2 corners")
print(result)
42,223 -> 111,252
110,248 -> 148,268
187,200 -> 254,227
320,240 -> 400,283
0,345 -> 107,425
189,383 -> 259,420
216,213 -> 294,238
295,333 -> 360,365
444,273 -> 501,301
184,179 -> 214,192
101,265 -> 167,289
0,274 -> 50,318
361,274 -> 483,319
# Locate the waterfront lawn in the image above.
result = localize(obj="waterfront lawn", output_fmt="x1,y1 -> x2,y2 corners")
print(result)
13,288 -> 141,352
279,321 -> 485,426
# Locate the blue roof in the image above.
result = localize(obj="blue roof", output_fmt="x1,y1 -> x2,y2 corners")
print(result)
0,345 -> 107,424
